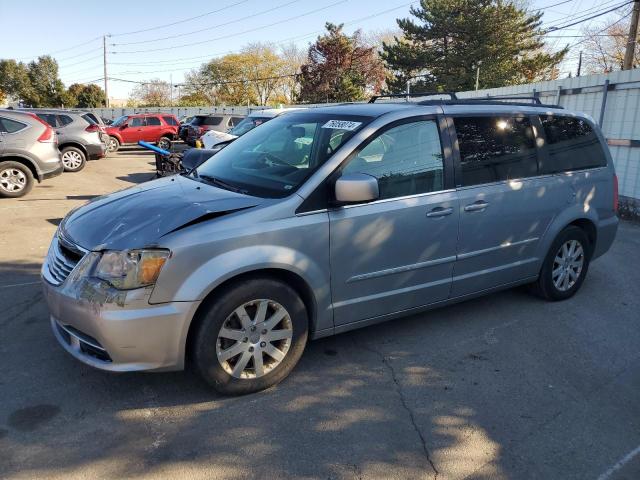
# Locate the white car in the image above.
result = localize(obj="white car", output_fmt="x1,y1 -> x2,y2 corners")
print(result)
201,107 -> 306,149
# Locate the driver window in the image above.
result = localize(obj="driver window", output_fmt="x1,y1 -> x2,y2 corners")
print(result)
129,117 -> 145,127
343,120 -> 444,200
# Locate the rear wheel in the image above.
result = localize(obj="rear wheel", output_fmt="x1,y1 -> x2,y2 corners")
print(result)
533,226 -> 591,301
60,146 -> 86,172
0,161 -> 34,198
193,278 -> 308,395
107,136 -> 120,153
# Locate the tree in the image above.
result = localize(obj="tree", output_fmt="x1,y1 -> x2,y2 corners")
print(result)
381,0 -> 567,93
23,56 -> 67,107
0,59 -> 31,105
299,23 -> 386,103
277,43 -> 307,103
129,79 -> 172,107
75,84 -> 106,108
582,14 -> 639,73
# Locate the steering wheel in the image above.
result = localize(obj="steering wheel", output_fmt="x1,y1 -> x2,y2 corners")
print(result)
261,152 -> 291,167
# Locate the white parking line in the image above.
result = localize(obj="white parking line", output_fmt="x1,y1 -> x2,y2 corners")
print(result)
597,444 -> 640,480
0,281 -> 41,289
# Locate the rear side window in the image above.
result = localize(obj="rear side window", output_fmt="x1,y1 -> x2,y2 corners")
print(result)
82,114 -> 98,124
539,115 -> 606,173
36,113 -> 58,127
129,117 -> 145,127
203,116 -> 223,126
146,116 -> 161,126
454,116 -> 538,186
0,117 -> 28,133
343,120 -> 444,199
57,115 -> 73,126
162,116 -> 178,126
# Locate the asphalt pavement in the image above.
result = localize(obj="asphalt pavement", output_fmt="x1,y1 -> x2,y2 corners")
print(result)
1,147 -> 639,480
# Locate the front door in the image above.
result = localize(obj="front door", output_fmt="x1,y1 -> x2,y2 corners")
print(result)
122,117 -> 145,143
330,118 -> 459,326
450,115 -> 557,297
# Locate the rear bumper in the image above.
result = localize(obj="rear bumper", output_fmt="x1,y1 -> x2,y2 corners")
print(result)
86,143 -> 107,160
40,160 -> 64,181
593,214 -> 619,260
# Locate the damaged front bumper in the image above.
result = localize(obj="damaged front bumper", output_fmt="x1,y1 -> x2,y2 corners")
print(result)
41,236 -> 200,372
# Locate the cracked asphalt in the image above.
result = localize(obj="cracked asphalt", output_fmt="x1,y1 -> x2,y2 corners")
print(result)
1,147 -> 639,480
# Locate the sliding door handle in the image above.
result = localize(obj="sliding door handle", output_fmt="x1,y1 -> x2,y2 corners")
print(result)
464,201 -> 489,212
426,207 -> 453,218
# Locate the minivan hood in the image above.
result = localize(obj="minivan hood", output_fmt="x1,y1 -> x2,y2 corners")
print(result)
60,175 -> 261,250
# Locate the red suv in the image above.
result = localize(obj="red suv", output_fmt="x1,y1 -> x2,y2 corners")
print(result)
106,114 -> 179,152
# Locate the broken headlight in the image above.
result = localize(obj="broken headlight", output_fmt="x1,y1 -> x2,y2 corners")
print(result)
95,249 -> 170,290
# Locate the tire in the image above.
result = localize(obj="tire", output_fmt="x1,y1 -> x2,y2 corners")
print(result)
60,146 -> 86,172
157,136 -> 172,151
193,277 -> 309,395
107,136 -> 120,153
0,161 -> 34,198
532,226 -> 591,301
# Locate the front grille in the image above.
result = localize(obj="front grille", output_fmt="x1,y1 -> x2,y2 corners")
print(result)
47,236 -> 85,285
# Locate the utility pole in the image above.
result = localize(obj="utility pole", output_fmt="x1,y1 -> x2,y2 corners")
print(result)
577,51 -> 583,76
170,74 -> 173,107
624,0 -> 640,70
475,61 -> 482,91
103,35 -> 110,108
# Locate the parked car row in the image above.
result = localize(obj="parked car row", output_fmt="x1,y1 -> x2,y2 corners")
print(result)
106,113 -> 180,152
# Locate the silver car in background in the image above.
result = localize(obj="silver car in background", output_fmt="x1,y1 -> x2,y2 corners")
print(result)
41,100 -> 618,395
0,109 -> 63,198
23,109 -> 107,172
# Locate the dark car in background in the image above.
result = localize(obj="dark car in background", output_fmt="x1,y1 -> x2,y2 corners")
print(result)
106,113 -> 179,152
24,109 -> 107,172
185,114 -> 245,146
0,109 -> 63,197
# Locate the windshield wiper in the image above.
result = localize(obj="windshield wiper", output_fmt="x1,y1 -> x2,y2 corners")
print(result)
198,174 -> 248,195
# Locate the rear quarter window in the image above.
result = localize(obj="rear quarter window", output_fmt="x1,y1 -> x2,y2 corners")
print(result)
57,115 -> 73,126
36,113 -> 58,127
0,117 -> 28,133
539,115 -> 606,173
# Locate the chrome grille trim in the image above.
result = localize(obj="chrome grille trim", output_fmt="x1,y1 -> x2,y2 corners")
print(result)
45,234 -> 86,286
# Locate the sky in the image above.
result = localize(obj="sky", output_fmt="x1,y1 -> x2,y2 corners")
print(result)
0,0 -> 628,100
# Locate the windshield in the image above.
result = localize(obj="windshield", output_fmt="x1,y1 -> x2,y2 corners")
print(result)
193,113 -> 371,198
111,115 -> 128,126
230,116 -> 270,136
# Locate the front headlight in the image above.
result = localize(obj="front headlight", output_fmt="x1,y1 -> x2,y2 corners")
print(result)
95,249 -> 170,290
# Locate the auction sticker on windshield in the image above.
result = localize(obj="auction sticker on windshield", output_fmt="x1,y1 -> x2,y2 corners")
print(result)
322,120 -> 362,131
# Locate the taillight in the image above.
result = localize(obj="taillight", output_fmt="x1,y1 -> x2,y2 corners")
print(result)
613,174 -> 619,212
85,124 -> 100,133
24,113 -> 55,143
199,126 -> 207,135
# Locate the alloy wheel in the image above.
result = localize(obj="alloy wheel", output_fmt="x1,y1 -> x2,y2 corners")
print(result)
216,299 -> 293,379
108,138 -> 118,152
62,150 -> 84,170
552,239 -> 584,292
0,168 -> 26,193
158,138 -> 171,150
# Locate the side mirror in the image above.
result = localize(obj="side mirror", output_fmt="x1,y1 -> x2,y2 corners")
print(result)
334,173 -> 379,204
120,124 -> 128,130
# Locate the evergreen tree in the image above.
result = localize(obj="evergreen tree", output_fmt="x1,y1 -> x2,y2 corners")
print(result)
382,0 -> 567,93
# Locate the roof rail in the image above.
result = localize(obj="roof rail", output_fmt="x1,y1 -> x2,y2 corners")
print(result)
417,98 -> 564,109
368,92 -> 458,103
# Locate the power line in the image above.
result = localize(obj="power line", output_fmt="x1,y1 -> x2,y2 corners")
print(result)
15,36 -> 102,61
112,0 -> 302,46
109,0 -> 250,37
112,0 -> 349,54
546,1 -> 633,31
543,0 -> 625,28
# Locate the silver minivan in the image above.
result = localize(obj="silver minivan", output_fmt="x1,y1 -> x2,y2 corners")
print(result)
41,99 -> 619,395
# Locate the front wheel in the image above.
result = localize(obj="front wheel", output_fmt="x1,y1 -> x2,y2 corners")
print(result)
157,136 -> 172,151
60,146 -> 86,172
533,226 -> 591,301
107,136 -> 120,153
193,278 -> 308,395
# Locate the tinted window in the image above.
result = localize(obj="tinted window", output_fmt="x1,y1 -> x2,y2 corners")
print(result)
539,115 -> 606,173
190,116 -> 205,126
162,116 -> 178,126
343,120 -> 444,199
129,117 -> 145,127
203,116 -> 223,126
454,116 -> 537,186
82,113 -> 98,124
231,117 -> 244,126
57,115 -> 73,126
0,117 -> 27,133
146,116 -> 161,126
36,113 -> 58,127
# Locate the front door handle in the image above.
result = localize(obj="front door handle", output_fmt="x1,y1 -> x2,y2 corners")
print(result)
464,201 -> 489,212
426,207 -> 453,218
